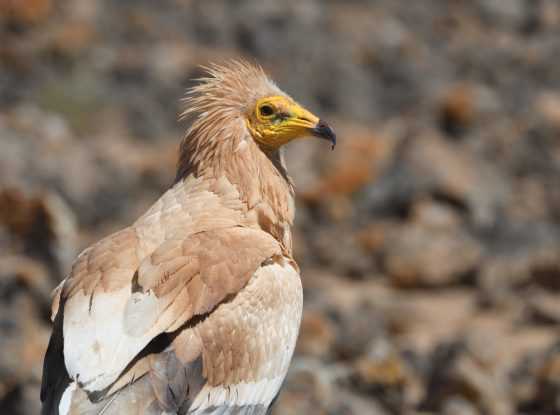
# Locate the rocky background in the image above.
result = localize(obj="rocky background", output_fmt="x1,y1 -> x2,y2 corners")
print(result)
1,0 -> 560,414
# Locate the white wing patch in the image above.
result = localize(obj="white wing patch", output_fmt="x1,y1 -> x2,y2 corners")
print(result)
123,291 -> 159,337
63,288 -> 167,392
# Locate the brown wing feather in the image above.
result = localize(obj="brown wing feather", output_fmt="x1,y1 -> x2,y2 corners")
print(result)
136,227 -> 280,331
63,227 -> 142,299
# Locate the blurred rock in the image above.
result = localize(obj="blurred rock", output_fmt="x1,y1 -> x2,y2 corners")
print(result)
272,358 -> 388,415
383,218 -> 482,288
49,20 -> 96,58
478,223 -> 560,307
0,0 -> 52,27
422,334 -> 513,415
298,123 -> 397,204
526,289 -> 560,325
0,256 -> 51,415
439,83 -> 476,138
352,337 -> 421,412
296,309 -> 336,359
385,289 -> 475,355
305,225 -> 376,278
442,397 -> 481,415
361,133 -> 511,229
536,92 -> 560,131
300,272 -> 390,360
477,0 -> 526,27
513,342 -> 560,413
406,134 -> 510,228
0,187 -> 77,278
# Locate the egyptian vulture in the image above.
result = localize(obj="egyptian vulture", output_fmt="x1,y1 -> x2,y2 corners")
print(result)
40,60 -> 336,415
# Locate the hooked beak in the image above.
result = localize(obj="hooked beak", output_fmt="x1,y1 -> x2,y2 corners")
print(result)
311,119 -> 337,150
285,102 -> 337,150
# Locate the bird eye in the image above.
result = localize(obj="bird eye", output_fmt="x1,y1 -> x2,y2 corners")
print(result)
259,104 -> 274,117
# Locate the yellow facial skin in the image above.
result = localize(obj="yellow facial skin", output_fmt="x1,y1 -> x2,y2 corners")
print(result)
246,95 -> 329,151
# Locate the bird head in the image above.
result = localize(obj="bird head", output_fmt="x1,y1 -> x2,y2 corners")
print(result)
181,60 -> 336,155
246,95 -> 336,151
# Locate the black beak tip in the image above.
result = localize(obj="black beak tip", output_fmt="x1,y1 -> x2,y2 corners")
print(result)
312,120 -> 336,150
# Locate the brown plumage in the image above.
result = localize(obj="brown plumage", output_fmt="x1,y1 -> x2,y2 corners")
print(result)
40,60 -> 335,415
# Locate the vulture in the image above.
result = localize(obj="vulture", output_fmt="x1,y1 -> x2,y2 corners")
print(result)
40,60 -> 336,415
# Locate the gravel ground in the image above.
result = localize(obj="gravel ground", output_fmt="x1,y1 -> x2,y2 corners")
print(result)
1,1 -> 560,414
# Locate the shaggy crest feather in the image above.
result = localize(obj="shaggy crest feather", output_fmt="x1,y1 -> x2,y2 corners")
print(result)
176,60 -> 286,182
180,60 -> 282,119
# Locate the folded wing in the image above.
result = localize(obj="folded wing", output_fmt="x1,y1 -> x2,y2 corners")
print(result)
42,226 -> 281,401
